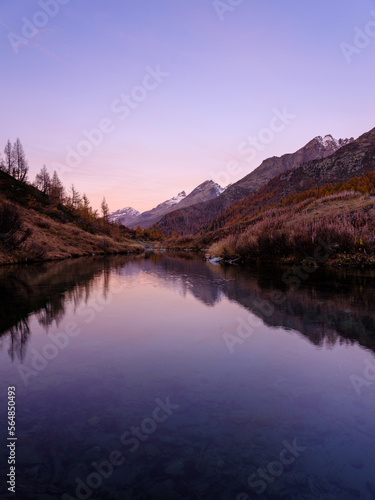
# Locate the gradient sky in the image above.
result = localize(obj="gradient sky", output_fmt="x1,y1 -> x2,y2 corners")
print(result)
1,0 -> 375,212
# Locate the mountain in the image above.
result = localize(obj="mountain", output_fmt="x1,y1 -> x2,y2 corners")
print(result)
109,207 -> 140,227
176,180 -> 224,209
132,191 -> 187,229
109,192 -> 186,228
223,134 -> 353,203
155,134 -> 353,236
205,127 -> 375,231
110,180 -> 224,229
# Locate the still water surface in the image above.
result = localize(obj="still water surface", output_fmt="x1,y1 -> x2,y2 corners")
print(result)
0,252 -> 375,499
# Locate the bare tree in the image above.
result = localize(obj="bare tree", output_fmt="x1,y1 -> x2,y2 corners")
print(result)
12,138 -> 29,182
34,165 -> 51,195
4,140 -> 15,175
69,184 -> 81,210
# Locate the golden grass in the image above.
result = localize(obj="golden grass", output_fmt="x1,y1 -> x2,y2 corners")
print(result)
208,192 -> 375,264
0,201 -> 144,265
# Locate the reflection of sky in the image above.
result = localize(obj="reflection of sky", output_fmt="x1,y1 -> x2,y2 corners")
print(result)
2,0 -> 375,212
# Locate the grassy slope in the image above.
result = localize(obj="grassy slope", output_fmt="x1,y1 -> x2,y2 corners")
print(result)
161,189 -> 375,266
207,191 -> 375,265
0,172 -> 144,265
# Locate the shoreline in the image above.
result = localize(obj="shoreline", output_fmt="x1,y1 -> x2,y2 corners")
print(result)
3,243 -> 375,269
0,247 -> 145,268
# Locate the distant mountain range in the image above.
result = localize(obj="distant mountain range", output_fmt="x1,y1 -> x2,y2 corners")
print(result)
155,134 -> 354,236
203,127 -> 375,231
110,180 -> 224,229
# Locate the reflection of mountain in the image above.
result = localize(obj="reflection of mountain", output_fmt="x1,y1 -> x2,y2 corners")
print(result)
2,253 -> 375,361
133,252 -> 225,306
216,264 -> 375,353
128,254 -> 375,353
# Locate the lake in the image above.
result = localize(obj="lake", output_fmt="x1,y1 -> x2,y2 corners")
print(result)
1,252 -> 375,499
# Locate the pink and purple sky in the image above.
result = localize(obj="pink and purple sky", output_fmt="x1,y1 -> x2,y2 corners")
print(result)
1,0 -> 375,212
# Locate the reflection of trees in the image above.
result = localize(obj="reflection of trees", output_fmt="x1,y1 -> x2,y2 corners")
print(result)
210,263 -> 375,353
2,252 -> 375,361
1,320 -> 30,362
126,252 -> 375,354
0,256 -> 128,362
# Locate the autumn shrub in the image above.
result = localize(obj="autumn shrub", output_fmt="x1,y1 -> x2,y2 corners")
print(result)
25,242 -> 47,261
209,235 -> 238,258
209,194 -> 375,262
97,237 -> 111,253
0,201 -> 31,250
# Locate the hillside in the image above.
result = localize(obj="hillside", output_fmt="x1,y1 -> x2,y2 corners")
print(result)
0,171 -> 143,265
205,173 -> 375,265
155,134 -> 352,236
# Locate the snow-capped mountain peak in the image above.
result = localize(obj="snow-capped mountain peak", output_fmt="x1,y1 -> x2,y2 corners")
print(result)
209,180 -> 225,195
109,181 -> 224,229
164,191 -> 186,207
111,206 -> 140,217
316,134 -> 353,150
109,206 -> 140,225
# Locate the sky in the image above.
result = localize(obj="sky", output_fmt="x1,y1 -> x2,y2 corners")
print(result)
1,0 -> 375,212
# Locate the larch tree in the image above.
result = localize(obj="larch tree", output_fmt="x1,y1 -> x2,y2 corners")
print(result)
101,197 -> 109,221
4,140 -> 15,175
12,138 -> 29,182
50,171 -> 65,205
34,165 -> 51,195
101,197 -> 110,230
81,193 -> 92,223
69,184 -> 81,210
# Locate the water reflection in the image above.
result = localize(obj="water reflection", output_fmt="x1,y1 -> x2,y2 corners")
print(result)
1,253 -> 375,499
2,252 -> 375,362
0,257 -> 120,361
